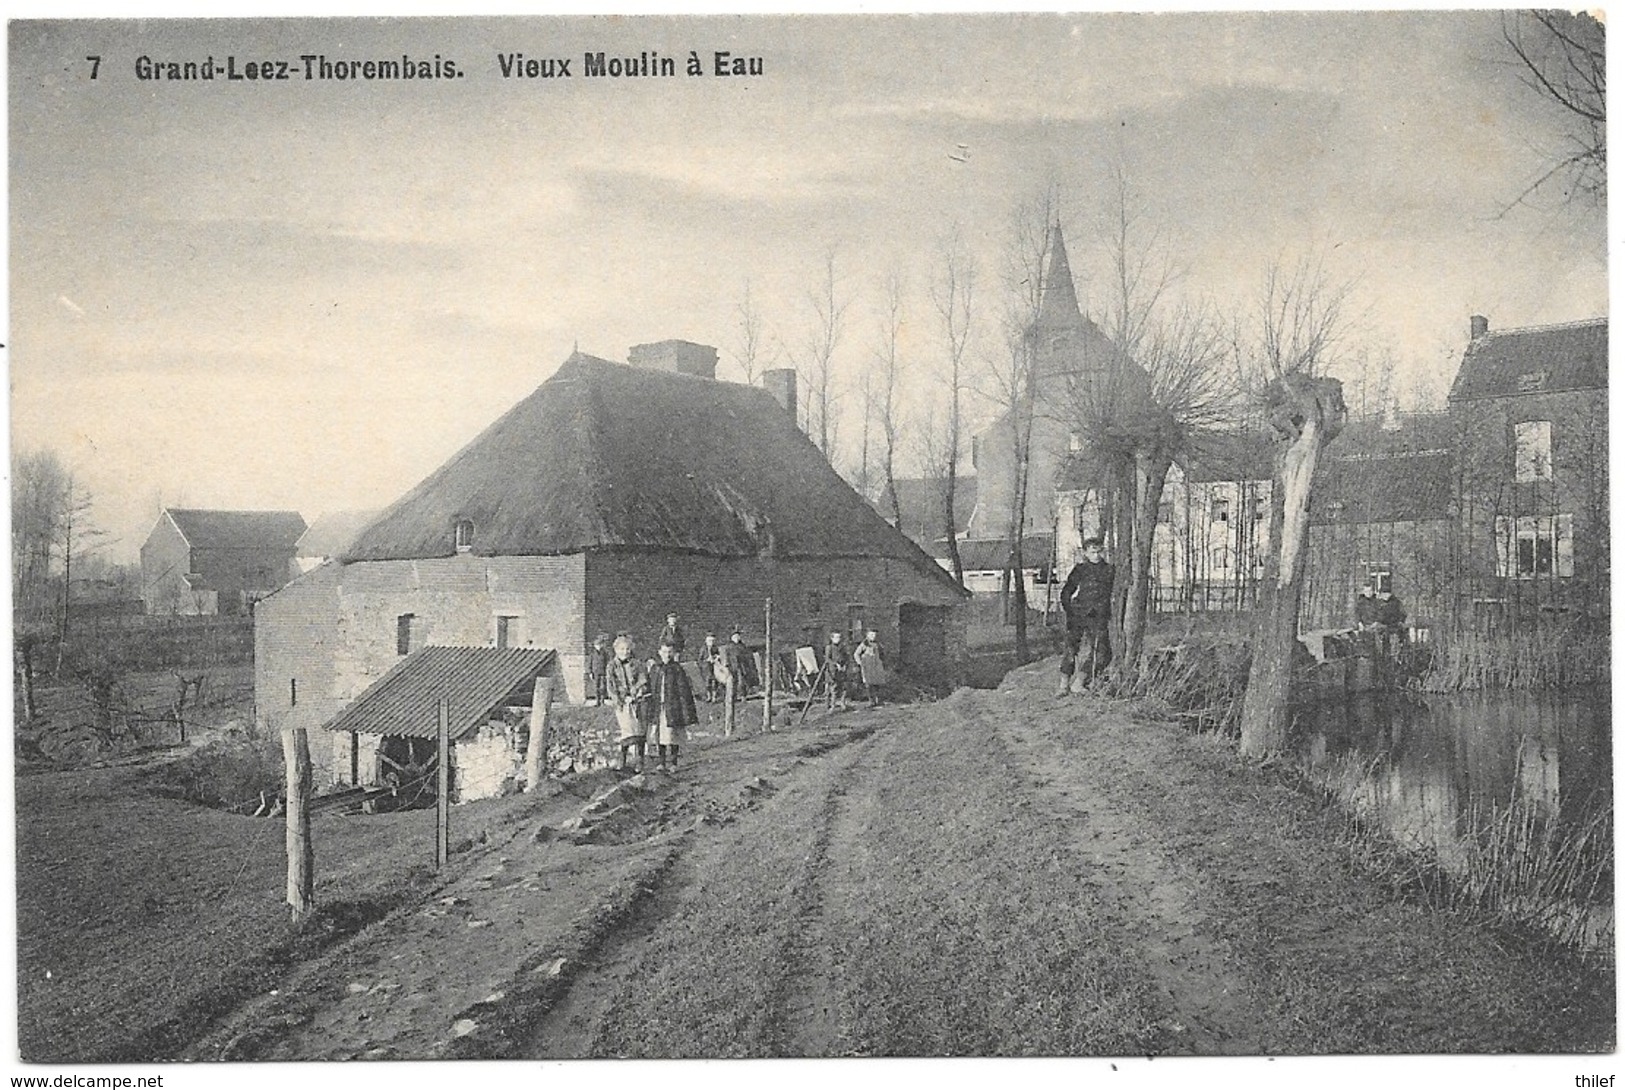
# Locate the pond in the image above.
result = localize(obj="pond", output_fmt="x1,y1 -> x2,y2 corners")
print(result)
1292,686 -> 1613,951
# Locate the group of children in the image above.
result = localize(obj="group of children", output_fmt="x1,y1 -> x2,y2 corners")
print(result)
584,612 -> 890,774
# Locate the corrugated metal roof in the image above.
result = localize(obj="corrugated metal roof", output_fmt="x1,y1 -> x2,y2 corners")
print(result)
324,646 -> 556,740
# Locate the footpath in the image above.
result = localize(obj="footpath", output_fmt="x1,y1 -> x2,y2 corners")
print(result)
185,663 -> 1613,1059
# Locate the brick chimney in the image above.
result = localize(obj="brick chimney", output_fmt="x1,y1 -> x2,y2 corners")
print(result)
760,368 -> 798,427
628,339 -> 718,379
1470,314 -> 1489,340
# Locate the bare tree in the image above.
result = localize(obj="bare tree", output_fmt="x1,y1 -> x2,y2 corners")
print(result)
1237,257 -> 1352,758
986,187 -> 1061,661
1503,10 -> 1605,205
873,269 -> 908,526
929,228 -> 977,587
730,278 -> 776,385
12,448 -> 103,698
799,247 -> 849,459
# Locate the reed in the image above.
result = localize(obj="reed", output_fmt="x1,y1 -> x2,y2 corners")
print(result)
1310,750 -> 1613,959
1418,620 -> 1609,692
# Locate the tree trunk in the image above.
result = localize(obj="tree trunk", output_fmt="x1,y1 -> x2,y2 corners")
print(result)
524,675 -> 555,792
1239,375 -> 1347,757
1119,445 -> 1173,682
1011,539 -> 1030,663
1106,457 -> 1135,665
943,471 -> 965,586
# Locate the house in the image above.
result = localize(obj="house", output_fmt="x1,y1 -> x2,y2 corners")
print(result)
141,508 -> 306,615
293,510 -> 380,575
1448,315 -> 1608,621
256,346 -> 969,784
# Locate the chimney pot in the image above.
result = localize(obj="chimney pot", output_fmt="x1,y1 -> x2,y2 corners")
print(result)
628,339 -> 718,379
1470,314 -> 1489,340
760,368 -> 798,428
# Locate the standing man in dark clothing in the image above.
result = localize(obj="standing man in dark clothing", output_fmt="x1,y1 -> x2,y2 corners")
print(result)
823,630 -> 853,710
697,632 -> 724,702
659,612 -> 686,662
1058,536 -> 1114,695
1376,589 -> 1407,657
586,633 -> 612,706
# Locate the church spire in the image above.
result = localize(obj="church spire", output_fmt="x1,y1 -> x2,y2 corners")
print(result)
1036,222 -> 1085,330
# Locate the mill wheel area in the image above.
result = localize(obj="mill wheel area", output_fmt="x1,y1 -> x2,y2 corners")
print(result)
376,736 -> 440,810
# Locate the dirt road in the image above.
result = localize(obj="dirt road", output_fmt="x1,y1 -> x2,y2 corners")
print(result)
185,666 -> 1611,1060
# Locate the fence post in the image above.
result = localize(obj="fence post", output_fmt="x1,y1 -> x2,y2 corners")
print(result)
763,597 -> 774,733
524,673 -> 556,792
723,669 -> 736,736
282,726 -> 314,924
436,698 -> 450,870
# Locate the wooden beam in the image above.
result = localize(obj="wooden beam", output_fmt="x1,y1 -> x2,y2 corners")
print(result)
436,698 -> 450,869
524,673 -> 556,792
282,726 -> 314,924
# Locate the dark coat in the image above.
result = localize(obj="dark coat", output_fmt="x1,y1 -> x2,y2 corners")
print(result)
824,640 -> 853,675
587,643 -> 611,679
660,623 -> 686,656
722,640 -> 753,687
606,656 -> 650,710
1377,595 -> 1406,627
1060,559 -> 1114,632
651,659 -> 699,728
1354,594 -> 1381,626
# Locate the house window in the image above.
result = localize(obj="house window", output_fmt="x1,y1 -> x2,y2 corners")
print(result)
847,604 -> 866,642
1251,496 -> 1267,522
290,678 -> 298,707
1210,547 -> 1231,572
495,615 -> 522,650
454,518 -> 476,552
806,590 -> 822,615
1494,515 -> 1574,579
1068,431 -> 1084,452
1513,421 -> 1553,482
397,613 -> 416,656
1211,497 -> 1230,523
1517,370 -> 1548,393
1365,566 -> 1392,594
1157,500 -> 1174,525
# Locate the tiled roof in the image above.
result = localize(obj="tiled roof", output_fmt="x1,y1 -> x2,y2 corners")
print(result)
1312,451 -> 1453,525
166,509 -> 306,551
1448,318 -> 1606,401
324,646 -> 556,740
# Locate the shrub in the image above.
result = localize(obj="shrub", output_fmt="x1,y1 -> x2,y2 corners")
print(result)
147,731 -> 286,812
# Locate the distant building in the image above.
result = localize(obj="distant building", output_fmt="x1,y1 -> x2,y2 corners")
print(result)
293,510 -> 380,575
876,476 -> 977,554
140,508 -> 306,616
257,346 -> 968,785
1448,316 -> 1608,623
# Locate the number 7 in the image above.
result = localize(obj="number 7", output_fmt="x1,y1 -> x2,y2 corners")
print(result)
86,56 -> 101,79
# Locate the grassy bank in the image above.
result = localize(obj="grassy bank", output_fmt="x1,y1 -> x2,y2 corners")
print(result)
1418,621 -> 1610,691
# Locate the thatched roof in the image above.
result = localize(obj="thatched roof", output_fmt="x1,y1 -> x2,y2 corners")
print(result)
345,353 -> 963,592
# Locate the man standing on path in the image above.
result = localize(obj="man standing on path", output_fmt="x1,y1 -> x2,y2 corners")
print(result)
660,612 -> 686,661
1057,536 -> 1114,695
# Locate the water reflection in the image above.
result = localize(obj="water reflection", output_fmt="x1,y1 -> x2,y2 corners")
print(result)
1292,687 -> 1613,936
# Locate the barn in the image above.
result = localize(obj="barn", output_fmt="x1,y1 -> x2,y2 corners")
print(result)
255,345 -> 969,783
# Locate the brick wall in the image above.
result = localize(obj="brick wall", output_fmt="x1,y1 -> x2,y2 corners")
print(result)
583,551 -> 966,682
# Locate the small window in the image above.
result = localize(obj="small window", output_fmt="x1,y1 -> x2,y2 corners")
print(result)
847,604 -> 865,642
1365,567 -> 1392,594
1210,547 -> 1231,572
1517,370 -> 1548,393
397,613 -> 416,656
495,615 -> 521,650
290,678 -> 298,707
1251,497 -> 1267,522
1157,500 -> 1173,525
1211,498 -> 1230,523
1068,431 -> 1085,453
1494,515 -> 1575,579
806,590 -> 822,615
1513,421 -> 1553,482
454,518 -> 475,552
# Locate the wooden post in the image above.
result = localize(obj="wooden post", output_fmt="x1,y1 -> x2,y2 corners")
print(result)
723,669 -> 736,737
282,726 -> 314,924
436,698 -> 450,870
762,597 -> 774,732
524,673 -> 556,792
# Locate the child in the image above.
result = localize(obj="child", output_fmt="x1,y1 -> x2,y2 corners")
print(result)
854,629 -> 887,707
605,635 -> 650,772
648,640 -> 698,773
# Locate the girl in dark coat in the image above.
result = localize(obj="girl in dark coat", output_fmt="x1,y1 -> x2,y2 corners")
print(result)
649,641 -> 698,772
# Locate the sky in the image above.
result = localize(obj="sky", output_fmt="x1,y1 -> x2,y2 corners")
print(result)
8,12 -> 1609,562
